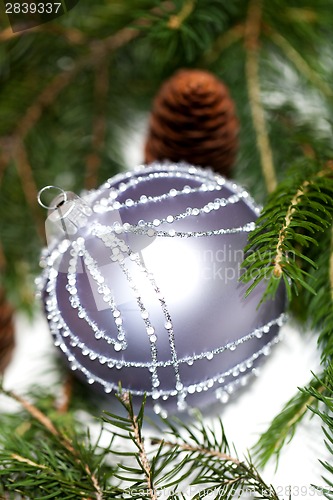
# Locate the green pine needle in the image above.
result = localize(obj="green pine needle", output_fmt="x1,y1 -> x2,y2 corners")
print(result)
0,384 -> 282,499
241,158 -> 333,304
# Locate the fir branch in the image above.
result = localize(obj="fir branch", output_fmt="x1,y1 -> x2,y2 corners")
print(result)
151,415 -> 280,499
0,242 -> 6,271
152,439 -> 241,465
0,26 -> 18,41
85,60 -> 109,190
266,26 -> 333,99
245,0 -> 277,193
101,24 -> 141,52
1,137 -> 44,247
14,64 -> 82,141
168,0 -> 195,30
9,23 -> 132,145
304,368 -> 333,499
39,24 -> 87,45
254,224 -> 333,466
0,385 -> 105,500
305,227 -> 333,363
0,140 -> 12,188
203,23 -> 244,64
10,453 -> 48,470
14,142 -> 45,243
1,383 -> 312,499
273,178 -> 310,278
242,160 -> 333,302
2,386 -> 61,438
119,392 -> 158,500
9,1 -> 173,144
0,23 -> 86,44
330,227 -> 333,303
102,393 -> 281,499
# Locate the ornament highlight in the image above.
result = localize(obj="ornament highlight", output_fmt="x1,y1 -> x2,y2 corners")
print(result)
37,163 -> 286,414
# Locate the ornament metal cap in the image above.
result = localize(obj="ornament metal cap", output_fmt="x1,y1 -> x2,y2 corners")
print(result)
38,185 -> 93,242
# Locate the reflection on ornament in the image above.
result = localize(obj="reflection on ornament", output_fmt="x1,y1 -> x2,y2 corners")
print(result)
134,238 -> 200,305
37,162 -> 287,414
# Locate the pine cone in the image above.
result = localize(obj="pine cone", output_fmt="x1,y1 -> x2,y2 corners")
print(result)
0,288 -> 15,373
144,69 -> 239,176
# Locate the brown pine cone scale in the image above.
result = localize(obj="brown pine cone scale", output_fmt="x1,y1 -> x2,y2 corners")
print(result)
144,69 -> 239,177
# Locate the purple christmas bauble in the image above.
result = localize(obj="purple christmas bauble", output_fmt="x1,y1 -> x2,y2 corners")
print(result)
37,162 -> 286,414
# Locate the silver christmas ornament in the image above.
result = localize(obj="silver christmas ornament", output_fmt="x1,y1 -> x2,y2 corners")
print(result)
37,162 -> 286,414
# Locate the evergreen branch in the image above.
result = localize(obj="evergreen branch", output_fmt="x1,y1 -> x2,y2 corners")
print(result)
38,24 -> 87,45
0,26 -> 19,41
266,26 -> 333,99
1,136 -> 45,252
330,227 -> 333,303
102,395 -> 281,499
168,0 -> 195,30
2,386 -> 60,438
254,224 -> 333,466
273,178 -> 310,278
10,453 -> 48,470
85,60 -> 109,189
284,6 -> 318,23
3,2 -> 333,495
304,368 -> 333,499
0,140 -> 12,188
151,439 -> 241,465
14,142 -> 45,243
0,383 -> 296,500
119,392 -> 158,500
0,23 -> 86,44
203,23 -> 244,64
0,242 -> 6,271
242,160 -> 333,302
303,227 -> 333,362
10,1 -> 173,145
102,24 -> 141,52
254,375 -> 326,467
14,60 -> 84,141
245,0 -> 277,194
19,29 -> 133,139
153,415 -> 280,499
1,385 -> 105,500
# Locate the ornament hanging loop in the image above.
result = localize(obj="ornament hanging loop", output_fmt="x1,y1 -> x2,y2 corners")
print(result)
38,185 -> 93,243
38,185 -> 68,211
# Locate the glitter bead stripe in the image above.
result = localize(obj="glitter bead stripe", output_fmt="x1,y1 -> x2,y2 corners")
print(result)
93,224 -> 183,397
69,238 -> 127,351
